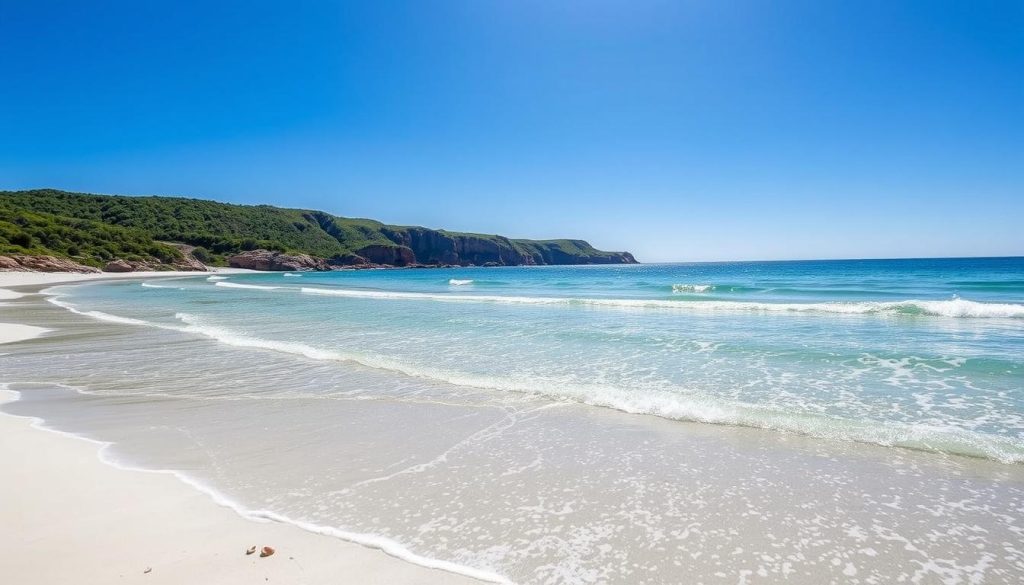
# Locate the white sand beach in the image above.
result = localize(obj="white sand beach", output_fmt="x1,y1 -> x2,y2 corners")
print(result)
0,322 -> 49,343
5,267 -> 1024,584
0,267 -> 253,289
0,271 -> 486,585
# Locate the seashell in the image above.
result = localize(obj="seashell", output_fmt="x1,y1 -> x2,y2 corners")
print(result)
260,546 -> 275,558
246,545 -> 257,555
144,567 -> 152,574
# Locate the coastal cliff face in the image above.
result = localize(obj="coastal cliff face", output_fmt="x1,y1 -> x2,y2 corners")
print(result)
307,211 -> 637,267
351,244 -> 417,267
382,228 -> 528,266
377,227 -> 637,267
0,189 -> 638,271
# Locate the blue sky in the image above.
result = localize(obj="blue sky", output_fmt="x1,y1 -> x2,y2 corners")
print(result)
1,1 -> 1021,262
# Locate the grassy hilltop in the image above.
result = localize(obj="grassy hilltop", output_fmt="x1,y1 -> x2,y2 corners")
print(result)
0,189 -> 636,269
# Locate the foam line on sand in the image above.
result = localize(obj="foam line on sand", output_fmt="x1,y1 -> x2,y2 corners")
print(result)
0,388 -> 490,585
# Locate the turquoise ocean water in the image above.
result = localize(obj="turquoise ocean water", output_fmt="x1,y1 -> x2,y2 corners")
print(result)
5,257 -> 1024,583
46,257 -> 1024,461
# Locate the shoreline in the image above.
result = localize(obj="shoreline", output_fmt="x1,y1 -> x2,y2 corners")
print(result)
5,269 -> 1024,583
0,270 -> 492,585
0,267 -> 255,290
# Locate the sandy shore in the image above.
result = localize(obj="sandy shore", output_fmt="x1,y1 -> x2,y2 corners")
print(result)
0,267 -> 254,289
0,271 -> 487,585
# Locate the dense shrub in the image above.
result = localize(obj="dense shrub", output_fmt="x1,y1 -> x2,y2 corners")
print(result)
191,246 -> 210,262
10,232 -> 33,248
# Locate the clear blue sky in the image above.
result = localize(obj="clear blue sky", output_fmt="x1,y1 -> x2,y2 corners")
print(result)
1,1 -> 1021,261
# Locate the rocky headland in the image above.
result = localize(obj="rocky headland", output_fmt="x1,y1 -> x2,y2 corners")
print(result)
1,189 -> 637,272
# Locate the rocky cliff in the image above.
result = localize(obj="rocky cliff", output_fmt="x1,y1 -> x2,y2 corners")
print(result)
1,189 -> 638,270
365,227 -> 637,267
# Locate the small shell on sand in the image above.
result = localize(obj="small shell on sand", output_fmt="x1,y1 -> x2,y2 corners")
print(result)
260,546 -> 275,558
143,567 -> 152,574
245,545 -> 257,555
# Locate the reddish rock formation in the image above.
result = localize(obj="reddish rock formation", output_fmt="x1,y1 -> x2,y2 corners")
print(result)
227,250 -> 330,271
170,254 -> 208,272
353,244 -> 417,267
103,259 -> 134,272
100,257 -> 206,272
0,255 -> 101,273
0,252 -> 205,273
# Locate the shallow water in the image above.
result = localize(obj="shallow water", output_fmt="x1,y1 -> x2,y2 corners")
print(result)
2,258 -> 1024,583
38,259 -> 1024,461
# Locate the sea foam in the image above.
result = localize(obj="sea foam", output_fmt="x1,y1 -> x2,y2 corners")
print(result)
299,287 -> 1024,319
163,313 -> 1024,463
46,296 -> 154,326
672,284 -> 714,293
0,384 -> 510,585
39,280 -> 1024,465
215,281 -> 283,291
140,282 -> 185,290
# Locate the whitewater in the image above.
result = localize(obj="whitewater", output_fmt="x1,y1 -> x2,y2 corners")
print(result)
3,258 -> 1024,584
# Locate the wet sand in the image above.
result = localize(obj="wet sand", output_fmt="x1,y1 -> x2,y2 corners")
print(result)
0,272 -> 488,585
3,272 -> 1024,584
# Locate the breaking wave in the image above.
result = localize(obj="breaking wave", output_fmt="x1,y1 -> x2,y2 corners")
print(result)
140,281 -> 189,290
672,284 -> 714,293
299,287 -> 1024,319
35,280 -> 1024,463
46,297 -> 154,326
42,306 -> 1022,464
449,279 -> 474,286
215,282 -> 283,291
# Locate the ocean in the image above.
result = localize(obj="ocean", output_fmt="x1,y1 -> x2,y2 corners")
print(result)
3,257 -> 1024,583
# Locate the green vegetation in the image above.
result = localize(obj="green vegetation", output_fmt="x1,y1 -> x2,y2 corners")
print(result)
0,198 -> 184,267
0,189 -> 635,267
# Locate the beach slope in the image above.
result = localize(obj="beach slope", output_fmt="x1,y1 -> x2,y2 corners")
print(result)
0,270 -> 485,585
0,389 -> 484,585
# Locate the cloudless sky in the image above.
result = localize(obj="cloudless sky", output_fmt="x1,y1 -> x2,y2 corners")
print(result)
1,1 -> 1021,261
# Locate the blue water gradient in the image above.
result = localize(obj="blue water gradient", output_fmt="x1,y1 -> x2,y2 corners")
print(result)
51,257 -> 1024,462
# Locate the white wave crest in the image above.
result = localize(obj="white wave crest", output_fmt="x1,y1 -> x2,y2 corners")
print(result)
283,273 -> 303,277
36,293 -> 1024,462
46,297 -> 153,326
174,313 -> 340,360
448,279 -> 474,286
672,284 -> 714,293
214,281 -> 283,291
146,314 -> 1024,463
893,298 -> 1024,318
299,287 -> 1024,319
206,275 -> 228,281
